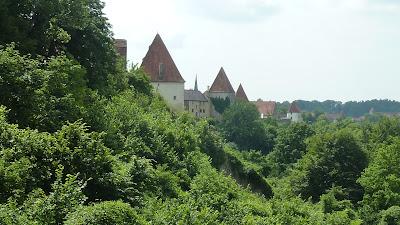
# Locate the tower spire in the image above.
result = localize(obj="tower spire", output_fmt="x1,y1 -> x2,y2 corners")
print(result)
194,74 -> 198,91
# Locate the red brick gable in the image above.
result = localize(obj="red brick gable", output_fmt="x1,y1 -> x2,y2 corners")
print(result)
141,34 -> 185,83
209,67 -> 235,93
236,84 -> 249,101
288,101 -> 301,113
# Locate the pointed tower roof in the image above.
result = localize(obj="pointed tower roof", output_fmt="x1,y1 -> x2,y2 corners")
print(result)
288,101 -> 301,113
141,34 -> 185,83
235,84 -> 249,101
209,67 -> 235,93
194,75 -> 198,91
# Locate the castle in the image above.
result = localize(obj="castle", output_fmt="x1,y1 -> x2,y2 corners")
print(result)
139,34 -> 250,117
115,34 -> 302,121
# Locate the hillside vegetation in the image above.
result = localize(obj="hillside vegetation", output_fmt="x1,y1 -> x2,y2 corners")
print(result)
1,1 -> 400,224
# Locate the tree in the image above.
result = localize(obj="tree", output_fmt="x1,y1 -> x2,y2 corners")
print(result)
289,130 -> 367,202
0,0 -> 117,92
0,45 -> 88,131
267,122 -> 314,176
210,97 -> 231,114
358,138 -> 400,224
221,102 -> 272,153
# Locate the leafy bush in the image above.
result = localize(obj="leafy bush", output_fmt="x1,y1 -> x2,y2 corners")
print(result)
64,201 -> 146,225
289,130 -> 367,202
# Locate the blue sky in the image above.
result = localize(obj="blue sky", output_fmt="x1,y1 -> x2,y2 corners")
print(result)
103,0 -> 400,102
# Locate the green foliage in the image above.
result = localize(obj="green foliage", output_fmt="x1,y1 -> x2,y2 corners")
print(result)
0,45 -> 88,131
111,156 -> 156,206
221,101 -> 274,153
289,130 -> 368,202
210,97 -> 231,114
379,206 -> 400,225
0,0 -> 117,92
267,122 -> 314,176
65,201 -> 146,225
296,99 -> 400,117
0,113 -> 115,203
0,166 -> 86,225
358,137 -> 400,224
3,0 -> 400,222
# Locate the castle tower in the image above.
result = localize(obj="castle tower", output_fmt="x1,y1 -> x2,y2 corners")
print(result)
142,34 -> 185,112
235,83 -> 249,102
208,67 -> 236,102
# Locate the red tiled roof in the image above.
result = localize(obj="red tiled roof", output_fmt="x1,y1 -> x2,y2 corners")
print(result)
288,101 -> 301,113
141,34 -> 185,83
209,67 -> 235,93
254,100 -> 276,116
236,84 -> 249,101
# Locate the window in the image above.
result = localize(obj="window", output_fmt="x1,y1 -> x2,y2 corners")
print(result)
173,96 -> 177,100
192,109 -> 194,112
158,63 -> 165,80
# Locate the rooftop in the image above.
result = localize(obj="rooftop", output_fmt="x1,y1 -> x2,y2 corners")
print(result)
141,34 -> 185,83
184,90 -> 208,102
209,67 -> 235,93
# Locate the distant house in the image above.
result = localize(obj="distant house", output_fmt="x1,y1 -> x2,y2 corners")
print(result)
254,99 -> 276,118
142,34 -> 185,112
287,101 -> 302,122
235,84 -> 249,102
184,76 -> 210,117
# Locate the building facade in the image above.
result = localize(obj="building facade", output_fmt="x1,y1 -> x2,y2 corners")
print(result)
142,34 -> 185,112
184,76 -> 210,117
287,101 -> 302,122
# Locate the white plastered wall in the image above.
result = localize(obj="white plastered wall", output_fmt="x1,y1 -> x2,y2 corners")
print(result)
152,82 -> 184,112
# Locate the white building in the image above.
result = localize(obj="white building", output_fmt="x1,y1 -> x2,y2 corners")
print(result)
287,101 -> 303,122
142,34 -> 185,112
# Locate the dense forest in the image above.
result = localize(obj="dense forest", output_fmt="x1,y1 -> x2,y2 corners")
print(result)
1,0 -> 400,224
295,100 -> 400,117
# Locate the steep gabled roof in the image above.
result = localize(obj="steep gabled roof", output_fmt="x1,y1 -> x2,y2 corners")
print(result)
235,84 -> 249,101
209,67 -> 235,93
184,90 -> 208,102
288,101 -> 301,113
141,34 -> 185,83
254,100 -> 276,116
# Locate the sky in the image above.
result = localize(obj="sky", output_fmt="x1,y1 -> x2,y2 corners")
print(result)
103,0 -> 400,102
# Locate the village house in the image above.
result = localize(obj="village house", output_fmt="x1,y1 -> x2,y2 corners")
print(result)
184,76 -> 210,117
141,34 -> 185,112
254,99 -> 276,118
287,101 -> 302,122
